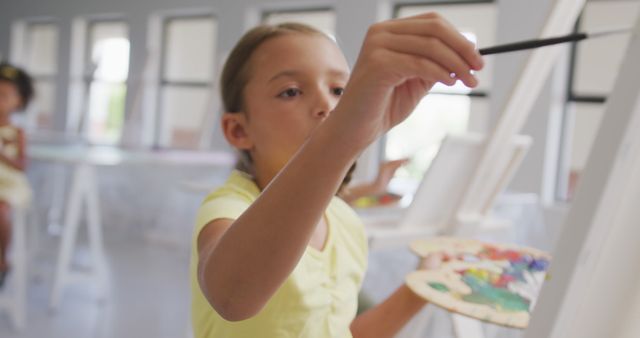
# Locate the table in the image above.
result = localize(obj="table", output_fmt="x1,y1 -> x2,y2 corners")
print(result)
28,144 -> 234,309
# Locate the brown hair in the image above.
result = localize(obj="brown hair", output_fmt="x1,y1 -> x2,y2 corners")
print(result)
0,62 -> 35,111
219,22 -> 356,192
221,22 -> 324,114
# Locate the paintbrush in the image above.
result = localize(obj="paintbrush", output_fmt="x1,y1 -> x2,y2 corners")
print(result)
478,28 -> 631,55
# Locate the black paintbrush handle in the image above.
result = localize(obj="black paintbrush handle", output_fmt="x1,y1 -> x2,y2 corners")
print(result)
478,32 -> 588,55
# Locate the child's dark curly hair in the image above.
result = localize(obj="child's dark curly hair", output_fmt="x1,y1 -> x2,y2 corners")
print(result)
0,62 -> 35,110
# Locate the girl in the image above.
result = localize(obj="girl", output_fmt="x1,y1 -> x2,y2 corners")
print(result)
340,159 -> 409,206
191,13 -> 483,338
0,62 -> 34,288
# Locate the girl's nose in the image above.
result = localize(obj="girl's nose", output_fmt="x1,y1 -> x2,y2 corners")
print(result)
312,92 -> 334,119
314,109 -> 329,118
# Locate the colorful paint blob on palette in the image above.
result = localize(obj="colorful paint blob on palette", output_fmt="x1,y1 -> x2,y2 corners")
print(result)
429,245 -> 550,313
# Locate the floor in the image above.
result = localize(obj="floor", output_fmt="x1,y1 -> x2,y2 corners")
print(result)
0,228 -> 192,338
0,164 -> 560,338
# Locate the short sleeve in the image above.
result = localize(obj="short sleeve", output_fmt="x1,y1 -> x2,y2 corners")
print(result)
194,196 -> 251,240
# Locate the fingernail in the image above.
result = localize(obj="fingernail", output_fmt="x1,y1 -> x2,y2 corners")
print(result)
475,55 -> 484,70
468,74 -> 478,88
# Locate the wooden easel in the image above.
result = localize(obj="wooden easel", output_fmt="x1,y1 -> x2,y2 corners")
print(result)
526,9 -> 640,338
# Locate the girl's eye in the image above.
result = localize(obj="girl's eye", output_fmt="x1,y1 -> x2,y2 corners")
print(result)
332,87 -> 345,96
278,88 -> 302,98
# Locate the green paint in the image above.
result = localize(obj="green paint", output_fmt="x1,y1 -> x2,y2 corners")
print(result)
428,282 -> 450,293
461,274 -> 530,313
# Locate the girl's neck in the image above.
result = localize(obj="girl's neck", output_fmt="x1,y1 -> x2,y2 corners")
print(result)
253,169 -> 276,191
251,161 -> 280,191
0,114 -> 10,127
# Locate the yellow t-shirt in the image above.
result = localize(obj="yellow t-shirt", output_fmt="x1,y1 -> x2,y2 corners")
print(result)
0,125 -> 31,207
190,170 -> 368,338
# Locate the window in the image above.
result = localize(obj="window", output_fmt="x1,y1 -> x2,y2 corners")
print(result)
559,1 -> 640,200
84,20 -> 130,145
24,22 -> 58,129
263,9 -> 336,38
157,16 -> 216,149
386,2 -> 496,184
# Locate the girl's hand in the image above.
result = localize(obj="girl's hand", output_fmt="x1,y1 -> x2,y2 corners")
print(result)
332,12 -> 483,148
417,252 -> 451,270
371,159 -> 409,195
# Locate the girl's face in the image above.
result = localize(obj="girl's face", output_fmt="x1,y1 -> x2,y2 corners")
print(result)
0,81 -> 22,117
239,33 -> 350,180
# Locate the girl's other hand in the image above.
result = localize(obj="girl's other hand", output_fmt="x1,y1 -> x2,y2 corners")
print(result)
417,252 -> 451,271
371,159 -> 409,195
332,12 -> 484,149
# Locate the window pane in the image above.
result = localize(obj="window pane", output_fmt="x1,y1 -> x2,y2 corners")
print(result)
263,10 -> 336,37
386,3 -> 495,188
90,22 -> 130,82
564,102 -> 606,200
86,81 -> 127,144
32,80 -> 56,128
86,21 -> 129,145
574,1 -> 640,96
159,86 -> 210,148
23,23 -> 58,130
163,17 -> 216,83
468,96 -> 491,133
386,94 -> 471,180
396,3 -> 496,92
26,23 -> 58,76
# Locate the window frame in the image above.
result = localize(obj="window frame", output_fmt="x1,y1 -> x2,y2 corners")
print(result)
23,20 -> 59,129
261,7 -> 337,39
261,7 -> 335,23
82,18 -> 130,145
152,14 -> 217,149
556,3 -> 638,200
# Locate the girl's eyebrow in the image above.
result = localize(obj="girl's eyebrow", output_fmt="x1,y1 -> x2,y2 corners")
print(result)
268,69 -> 349,83
329,69 -> 350,81
268,70 -> 299,83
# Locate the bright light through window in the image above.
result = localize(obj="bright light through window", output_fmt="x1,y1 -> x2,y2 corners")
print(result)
85,22 -> 130,145
386,94 -> 470,181
93,38 -> 130,82
386,4 -> 494,192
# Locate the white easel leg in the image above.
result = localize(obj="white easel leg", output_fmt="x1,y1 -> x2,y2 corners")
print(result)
49,164 -> 85,310
85,165 -> 108,301
452,314 -> 485,338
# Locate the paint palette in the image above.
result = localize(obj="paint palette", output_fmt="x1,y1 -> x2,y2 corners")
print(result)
352,192 -> 403,208
406,237 -> 551,329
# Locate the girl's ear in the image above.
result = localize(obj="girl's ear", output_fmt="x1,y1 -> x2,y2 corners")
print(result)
221,112 -> 253,150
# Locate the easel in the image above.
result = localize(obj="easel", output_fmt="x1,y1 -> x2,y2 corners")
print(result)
396,0 -> 587,336
526,10 -> 640,338
455,0 -> 585,225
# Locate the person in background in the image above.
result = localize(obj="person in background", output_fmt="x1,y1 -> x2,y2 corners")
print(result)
0,62 -> 34,288
340,159 -> 409,207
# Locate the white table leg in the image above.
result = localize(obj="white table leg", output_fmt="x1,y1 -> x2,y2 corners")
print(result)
46,163 -> 67,235
12,208 -> 27,330
0,206 -> 28,331
50,163 -> 107,310
85,165 -> 108,301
